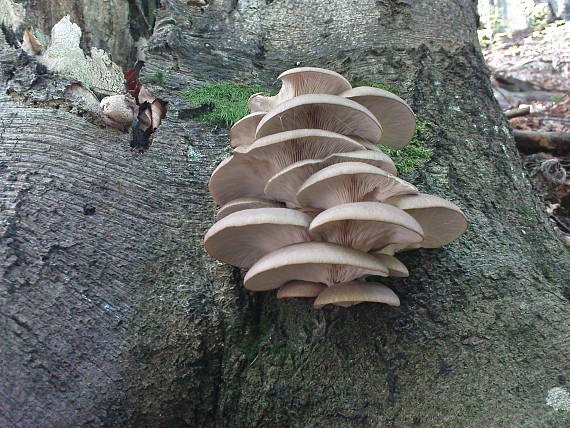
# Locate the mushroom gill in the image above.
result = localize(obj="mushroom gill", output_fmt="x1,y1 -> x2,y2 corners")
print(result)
203,67 -> 467,309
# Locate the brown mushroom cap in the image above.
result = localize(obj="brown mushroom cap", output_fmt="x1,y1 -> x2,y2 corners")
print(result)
276,281 -> 326,299
248,67 -> 352,113
204,208 -> 311,268
244,242 -> 389,291
313,281 -> 400,309
265,151 -> 397,205
215,197 -> 284,221
235,129 -> 364,170
297,162 -> 418,209
386,193 -> 467,248
100,94 -> 138,131
342,86 -> 416,149
309,202 -> 424,252
230,112 -> 265,148
255,94 -> 382,144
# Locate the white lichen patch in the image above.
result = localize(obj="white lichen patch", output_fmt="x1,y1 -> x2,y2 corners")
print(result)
0,0 -> 25,29
546,387 -> 570,412
39,16 -> 124,95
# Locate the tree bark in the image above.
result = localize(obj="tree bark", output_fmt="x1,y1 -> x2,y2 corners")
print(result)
1,1 -> 569,427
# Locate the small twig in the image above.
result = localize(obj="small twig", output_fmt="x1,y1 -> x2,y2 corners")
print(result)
505,106 -> 530,119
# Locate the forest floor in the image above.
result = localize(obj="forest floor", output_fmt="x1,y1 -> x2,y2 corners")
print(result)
483,21 -> 570,247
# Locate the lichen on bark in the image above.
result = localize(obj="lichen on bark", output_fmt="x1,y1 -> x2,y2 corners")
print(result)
39,16 -> 124,95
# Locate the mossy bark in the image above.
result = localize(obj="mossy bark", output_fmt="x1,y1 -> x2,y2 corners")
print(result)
1,0 -> 569,427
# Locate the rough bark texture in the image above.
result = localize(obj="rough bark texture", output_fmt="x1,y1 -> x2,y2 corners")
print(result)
8,0 -> 156,67
1,0 -> 569,427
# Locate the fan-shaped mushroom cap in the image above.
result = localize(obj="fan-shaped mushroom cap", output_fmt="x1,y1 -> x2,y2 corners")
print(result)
215,197 -> 284,221
386,193 -> 467,248
309,202 -> 423,252
204,208 -> 311,268
297,162 -> 418,209
313,281 -> 400,309
208,155 -> 269,205
230,112 -> 265,148
371,253 -> 409,277
248,67 -> 352,112
325,150 -> 397,176
244,242 -> 389,291
276,281 -> 326,299
235,129 -> 364,169
356,139 -> 384,152
342,86 -> 416,149
255,94 -> 382,144
265,151 -> 397,205
264,159 -> 321,206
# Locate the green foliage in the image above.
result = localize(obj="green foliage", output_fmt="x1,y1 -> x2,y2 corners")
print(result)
351,78 -> 400,96
180,82 -> 273,126
551,94 -> 564,104
379,121 -> 433,173
529,9 -> 548,31
148,71 -> 167,86
477,5 -> 509,48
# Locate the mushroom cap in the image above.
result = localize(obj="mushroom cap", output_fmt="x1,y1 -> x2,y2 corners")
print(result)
100,94 -> 138,131
264,151 -> 397,205
297,162 -> 418,209
373,242 -> 418,256
264,158 -> 321,206
325,150 -> 397,176
230,112 -> 265,148
235,129 -> 364,170
342,86 -> 416,149
208,155 -> 276,205
276,281 -> 326,299
356,138 -> 384,152
248,67 -> 352,112
255,94 -> 383,144
209,156 -> 259,205
278,67 -> 352,96
370,253 -> 409,277
244,242 -> 389,291
204,208 -> 311,268
313,281 -> 400,309
211,130 -> 369,205
309,202 -> 424,252
215,197 -> 284,221
386,193 -> 467,248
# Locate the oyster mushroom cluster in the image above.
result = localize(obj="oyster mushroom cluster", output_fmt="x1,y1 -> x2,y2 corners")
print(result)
204,67 -> 467,309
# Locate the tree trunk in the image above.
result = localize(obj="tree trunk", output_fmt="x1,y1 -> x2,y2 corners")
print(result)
1,1 -> 569,427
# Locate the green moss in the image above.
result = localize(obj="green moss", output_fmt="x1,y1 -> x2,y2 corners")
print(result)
541,265 -> 556,281
350,78 -> 401,96
148,71 -> 167,86
520,204 -> 537,223
379,121 -> 433,173
180,82 -> 273,126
